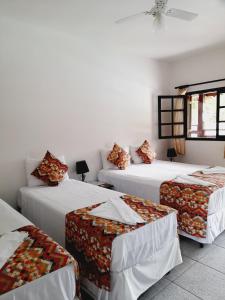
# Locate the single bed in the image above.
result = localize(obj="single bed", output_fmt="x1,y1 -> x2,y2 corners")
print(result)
0,199 -> 79,300
98,160 -> 225,244
18,179 -> 182,300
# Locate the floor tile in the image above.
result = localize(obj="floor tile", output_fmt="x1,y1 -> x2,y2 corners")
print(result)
166,255 -> 196,281
139,278 -> 170,300
180,237 -> 212,261
152,283 -> 200,300
200,244 -> 225,274
175,262 -> 225,300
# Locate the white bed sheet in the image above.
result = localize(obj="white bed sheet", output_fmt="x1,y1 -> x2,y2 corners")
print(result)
18,179 -> 182,299
98,160 -> 225,215
0,199 -> 76,300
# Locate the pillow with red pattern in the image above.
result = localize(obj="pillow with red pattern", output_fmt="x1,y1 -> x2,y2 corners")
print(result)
31,151 -> 68,186
136,140 -> 156,164
107,144 -> 130,170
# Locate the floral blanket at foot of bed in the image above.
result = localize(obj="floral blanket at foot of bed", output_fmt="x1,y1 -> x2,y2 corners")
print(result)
0,225 -> 81,299
160,171 -> 225,239
65,194 -> 175,291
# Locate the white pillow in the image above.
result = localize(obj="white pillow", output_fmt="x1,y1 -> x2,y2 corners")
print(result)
130,146 -> 143,164
25,155 -> 69,187
100,146 -> 130,170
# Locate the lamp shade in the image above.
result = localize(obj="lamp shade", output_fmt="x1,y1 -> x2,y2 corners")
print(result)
167,148 -> 177,158
76,160 -> 89,174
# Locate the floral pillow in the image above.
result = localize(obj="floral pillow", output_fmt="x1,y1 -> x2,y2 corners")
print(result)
31,151 -> 68,186
107,144 -> 130,170
136,140 -> 156,164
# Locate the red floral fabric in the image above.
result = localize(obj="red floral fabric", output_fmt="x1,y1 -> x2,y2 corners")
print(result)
31,151 -> 68,186
107,144 -> 130,170
0,226 -> 81,299
66,195 -> 175,291
160,171 -> 225,238
136,140 -> 155,164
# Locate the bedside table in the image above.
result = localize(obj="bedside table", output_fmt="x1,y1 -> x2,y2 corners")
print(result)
88,181 -> 114,190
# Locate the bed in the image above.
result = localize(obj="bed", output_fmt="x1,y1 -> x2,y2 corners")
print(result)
98,160 -> 225,244
18,179 -> 182,300
0,199 -> 79,300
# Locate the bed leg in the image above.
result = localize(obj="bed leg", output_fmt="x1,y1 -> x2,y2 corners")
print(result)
200,243 -> 204,248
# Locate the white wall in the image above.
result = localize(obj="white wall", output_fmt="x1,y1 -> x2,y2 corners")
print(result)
0,17 -> 169,207
169,44 -> 225,167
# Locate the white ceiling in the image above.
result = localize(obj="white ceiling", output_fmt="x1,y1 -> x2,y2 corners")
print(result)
1,0 -> 225,60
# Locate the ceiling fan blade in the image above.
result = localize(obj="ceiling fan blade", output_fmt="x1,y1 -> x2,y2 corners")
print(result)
165,8 -> 198,21
115,11 -> 147,24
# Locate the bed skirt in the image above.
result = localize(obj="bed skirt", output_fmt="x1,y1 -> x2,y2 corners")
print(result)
179,207 -> 225,244
82,237 -> 182,300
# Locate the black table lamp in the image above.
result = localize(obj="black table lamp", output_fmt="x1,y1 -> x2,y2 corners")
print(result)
167,148 -> 177,162
76,160 -> 89,182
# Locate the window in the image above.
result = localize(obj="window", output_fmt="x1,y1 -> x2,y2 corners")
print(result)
218,91 -> 225,137
158,95 -> 186,139
187,92 -> 217,138
158,87 -> 225,141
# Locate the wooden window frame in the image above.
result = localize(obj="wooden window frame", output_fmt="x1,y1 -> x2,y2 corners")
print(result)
158,86 -> 225,141
158,95 -> 186,139
216,87 -> 225,140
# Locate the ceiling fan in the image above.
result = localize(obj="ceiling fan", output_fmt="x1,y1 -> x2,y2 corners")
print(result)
115,0 -> 198,28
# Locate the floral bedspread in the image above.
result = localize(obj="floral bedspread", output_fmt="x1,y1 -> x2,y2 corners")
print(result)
65,194 -> 175,291
0,225 -> 81,298
160,171 -> 225,238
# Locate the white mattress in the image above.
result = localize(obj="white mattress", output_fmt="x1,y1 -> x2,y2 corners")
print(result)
98,160 -> 225,215
18,179 -> 181,299
0,199 -> 76,300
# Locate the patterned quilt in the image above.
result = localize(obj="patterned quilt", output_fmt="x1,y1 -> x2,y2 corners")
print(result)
65,194 -> 175,291
160,171 -> 225,238
0,225 -> 81,299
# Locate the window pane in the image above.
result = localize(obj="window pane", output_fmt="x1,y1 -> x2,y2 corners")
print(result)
220,108 -> 225,121
173,111 -> 183,123
220,93 -> 225,106
188,128 -> 198,138
161,111 -> 171,123
174,98 -> 184,110
202,94 -> 217,137
187,94 -> 199,137
190,95 -> 199,125
204,129 -> 216,137
187,93 -> 217,138
161,98 -> 171,110
174,124 -> 184,136
219,123 -> 225,136
161,125 -> 172,137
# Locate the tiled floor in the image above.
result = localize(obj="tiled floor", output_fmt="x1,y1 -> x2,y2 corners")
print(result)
82,231 -> 225,300
139,232 -> 225,300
